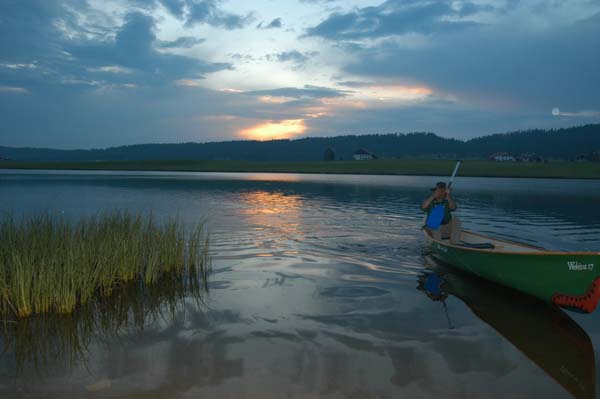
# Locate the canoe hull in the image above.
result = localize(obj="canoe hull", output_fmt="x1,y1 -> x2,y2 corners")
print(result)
424,231 -> 600,313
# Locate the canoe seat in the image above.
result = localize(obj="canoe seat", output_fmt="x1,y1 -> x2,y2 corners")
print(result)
458,241 -> 495,250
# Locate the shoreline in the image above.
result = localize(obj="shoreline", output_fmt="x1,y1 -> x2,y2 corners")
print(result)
1,159 -> 599,180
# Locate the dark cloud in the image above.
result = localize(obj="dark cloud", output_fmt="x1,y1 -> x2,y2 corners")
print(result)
266,17 -> 282,29
0,1 -> 74,60
257,18 -> 282,29
185,0 -> 253,29
157,36 -> 205,49
303,100 -> 600,140
0,1 -> 230,93
159,0 -> 186,18
266,50 -> 319,64
335,80 -> 375,88
342,12 -> 600,111
245,85 -> 350,99
0,79 -> 241,147
0,1 -> 100,92
304,0 -> 486,40
127,0 -> 254,29
63,12 -> 230,86
0,1 -> 235,148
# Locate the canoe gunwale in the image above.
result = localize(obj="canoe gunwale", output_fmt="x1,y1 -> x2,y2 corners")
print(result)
423,229 -> 600,256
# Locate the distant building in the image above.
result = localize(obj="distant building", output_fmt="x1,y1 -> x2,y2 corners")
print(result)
575,151 -> 600,162
490,152 -> 515,162
353,148 -> 377,161
517,153 -> 544,162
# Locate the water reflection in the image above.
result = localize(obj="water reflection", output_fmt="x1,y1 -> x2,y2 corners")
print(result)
0,172 -> 599,397
239,190 -> 303,216
419,258 -> 596,399
0,269 -> 209,378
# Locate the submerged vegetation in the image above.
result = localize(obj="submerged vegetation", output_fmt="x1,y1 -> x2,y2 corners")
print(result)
0,212 -> 209,318
1,264 -> 210,376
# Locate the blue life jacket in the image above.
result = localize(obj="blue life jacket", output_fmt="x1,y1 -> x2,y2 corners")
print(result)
426,204 -> 446,229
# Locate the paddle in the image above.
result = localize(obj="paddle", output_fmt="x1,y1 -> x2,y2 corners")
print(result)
425,160 -> 462,229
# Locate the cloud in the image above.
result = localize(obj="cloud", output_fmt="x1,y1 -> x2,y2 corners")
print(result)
157,36 -> 205,49
1,0 -> 599,148
244,85 -> 350,100
0,0 -> 231,95
336,81 -> 375,88
265,50 -> 319,64
0,86 -> 29,94
304,0 -> 487,40
300,100 -> 594,139
339,11 -> 600,112
257,18 -> 282,29
185,0 -> 253,29
552,108 -> 600,117
0,1 -> 238,147
0,1 -> 69,60
88,65 -> 134,74
175,78 -> 205,87
158,0 -> 186,18
67,12 -> 231,85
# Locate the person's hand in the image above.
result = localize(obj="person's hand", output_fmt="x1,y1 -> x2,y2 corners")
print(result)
445,188 -> 452,196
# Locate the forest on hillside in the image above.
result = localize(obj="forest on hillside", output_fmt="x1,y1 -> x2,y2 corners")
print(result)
1,124 -> 599,162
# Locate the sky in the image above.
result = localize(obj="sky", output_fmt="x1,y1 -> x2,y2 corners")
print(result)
0,0 -> 599,149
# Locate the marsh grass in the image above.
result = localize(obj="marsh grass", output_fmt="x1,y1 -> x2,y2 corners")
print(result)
0,212 -> 210,318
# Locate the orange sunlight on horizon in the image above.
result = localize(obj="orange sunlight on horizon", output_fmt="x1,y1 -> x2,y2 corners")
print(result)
239,119 -> 307,141
365,85 -> 432,101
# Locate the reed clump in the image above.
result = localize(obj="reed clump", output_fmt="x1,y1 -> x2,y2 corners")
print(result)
0,212 -> 209,318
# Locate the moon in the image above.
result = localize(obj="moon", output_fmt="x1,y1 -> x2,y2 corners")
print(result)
552,108 -> 560,116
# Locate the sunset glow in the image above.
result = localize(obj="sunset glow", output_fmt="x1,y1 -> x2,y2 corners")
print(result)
258,95 -> 296,104
239,119 -> 307,141
361,85 -> 433,102
174,79 -> 204,88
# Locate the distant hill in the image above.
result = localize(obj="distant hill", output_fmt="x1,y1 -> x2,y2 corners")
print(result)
1,124 -> 599,162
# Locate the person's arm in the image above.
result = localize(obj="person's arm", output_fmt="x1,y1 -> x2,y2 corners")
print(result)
446,189 -> 457,211
421,194 -> 435,211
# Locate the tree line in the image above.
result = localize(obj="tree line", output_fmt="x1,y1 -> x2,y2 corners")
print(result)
1,124 -> 599,162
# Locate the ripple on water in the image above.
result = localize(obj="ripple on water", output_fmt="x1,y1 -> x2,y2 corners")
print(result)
0,172 -> 598,398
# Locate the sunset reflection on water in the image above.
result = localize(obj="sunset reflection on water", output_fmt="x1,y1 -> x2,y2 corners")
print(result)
239,190 -> 303,216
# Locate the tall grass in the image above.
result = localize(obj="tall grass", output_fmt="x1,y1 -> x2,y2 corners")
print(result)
0,212 -> 210,318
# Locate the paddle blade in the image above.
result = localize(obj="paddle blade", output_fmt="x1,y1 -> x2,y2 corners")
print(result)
426,204 -> 445,229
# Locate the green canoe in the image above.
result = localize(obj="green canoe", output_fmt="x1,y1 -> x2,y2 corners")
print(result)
423,229 -> 600,313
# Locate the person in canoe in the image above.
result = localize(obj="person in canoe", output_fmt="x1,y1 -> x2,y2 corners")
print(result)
421,181 -> 461,244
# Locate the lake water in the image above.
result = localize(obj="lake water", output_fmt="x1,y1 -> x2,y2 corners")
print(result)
1,170 -> 599,398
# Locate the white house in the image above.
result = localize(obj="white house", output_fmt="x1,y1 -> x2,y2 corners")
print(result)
490,152 -> 515,162
353,148 -> 376,161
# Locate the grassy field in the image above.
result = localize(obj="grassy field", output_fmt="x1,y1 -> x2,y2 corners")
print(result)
1,159 -> 600,179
